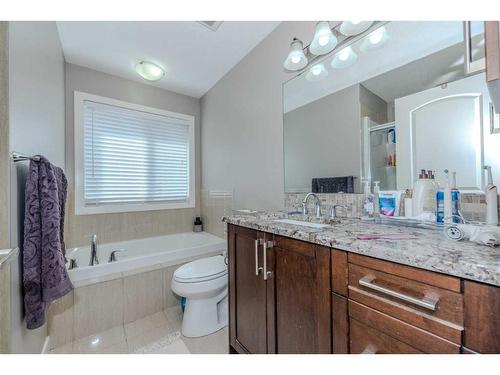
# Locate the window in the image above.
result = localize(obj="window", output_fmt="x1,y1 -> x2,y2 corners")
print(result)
74,91 -> 195,215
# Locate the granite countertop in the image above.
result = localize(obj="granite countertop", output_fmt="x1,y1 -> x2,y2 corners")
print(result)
223,212 -> 500,287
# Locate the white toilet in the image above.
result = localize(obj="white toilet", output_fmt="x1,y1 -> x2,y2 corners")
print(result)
171,254 -> 228,338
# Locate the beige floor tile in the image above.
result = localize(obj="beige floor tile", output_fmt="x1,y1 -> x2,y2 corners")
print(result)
127,326 -> 180,353
124,311 -> 170,339
181,327 -> 229,354
73,326 -> 126,354
123,269 -> 163,323
73,279 -> 124,339
48,342 -> 74,354
164,306 -> 183,330
95,342 -> 129,354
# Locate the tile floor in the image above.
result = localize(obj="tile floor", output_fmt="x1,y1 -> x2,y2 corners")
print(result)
48,306 -> 229,354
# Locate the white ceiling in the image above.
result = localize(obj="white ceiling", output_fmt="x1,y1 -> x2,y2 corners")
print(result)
56,21 -> 280,98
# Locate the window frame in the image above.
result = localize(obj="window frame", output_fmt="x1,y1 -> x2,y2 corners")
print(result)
74,91 -> 196,215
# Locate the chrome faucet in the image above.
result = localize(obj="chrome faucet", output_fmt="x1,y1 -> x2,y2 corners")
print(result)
89,234 -> 99,266
108,250 -> 123,263
302,193 -> 322,218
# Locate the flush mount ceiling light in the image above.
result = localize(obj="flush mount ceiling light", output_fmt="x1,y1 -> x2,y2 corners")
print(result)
359,26 -> 389,52
339,21 -> 374,36
283,38 -> 308,71
309,21 -> 337,56
330,46 -> 358,69
305,63 -> 328,82
135,61 -> 165,81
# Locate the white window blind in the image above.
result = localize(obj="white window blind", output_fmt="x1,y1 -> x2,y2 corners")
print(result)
83,100 -> 191,207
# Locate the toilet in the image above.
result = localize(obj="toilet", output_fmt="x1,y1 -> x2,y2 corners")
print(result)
171,254 -> 228,337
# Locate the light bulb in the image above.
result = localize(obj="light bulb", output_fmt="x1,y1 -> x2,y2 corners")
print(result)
135,61 -> 165,81
360,26 -> 389,52
339,21 -> 374,36
331,46 -> 358,69
305,63 -> 328,82
283,38 -> 308,71
309,21 -> 337,56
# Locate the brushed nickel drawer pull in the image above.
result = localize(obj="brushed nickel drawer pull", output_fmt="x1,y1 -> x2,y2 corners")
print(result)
254,239 -> 263,276
263,241 -> 274,281
359,275 -> 438,311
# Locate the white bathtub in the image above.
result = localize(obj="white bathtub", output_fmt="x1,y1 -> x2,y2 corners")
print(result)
66,232 -> 226,286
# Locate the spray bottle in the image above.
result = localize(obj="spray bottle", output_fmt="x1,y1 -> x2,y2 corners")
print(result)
484,166 -> 498,225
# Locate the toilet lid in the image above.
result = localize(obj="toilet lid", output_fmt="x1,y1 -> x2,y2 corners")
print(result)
174,255 -> 227,283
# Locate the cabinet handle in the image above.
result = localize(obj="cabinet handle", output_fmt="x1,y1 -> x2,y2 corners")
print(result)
359,275 -> 438,311
262,241 -> 273,281
254,239 -> 263,276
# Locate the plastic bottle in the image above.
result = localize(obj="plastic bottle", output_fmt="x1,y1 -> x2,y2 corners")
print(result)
373,181 -> 380,215
484,166 -> 498,225
450,171 -> 461,223
361,179 -> 374,219
413,169 -> 438,219
443,169 -> 453,224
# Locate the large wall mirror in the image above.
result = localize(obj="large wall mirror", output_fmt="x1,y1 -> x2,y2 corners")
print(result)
283,21 -> 499,194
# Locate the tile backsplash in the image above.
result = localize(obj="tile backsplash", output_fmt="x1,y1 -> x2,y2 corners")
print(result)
285,192 -> 500,223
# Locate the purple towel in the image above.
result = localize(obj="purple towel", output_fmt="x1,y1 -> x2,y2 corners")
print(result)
23,156 -> 73,330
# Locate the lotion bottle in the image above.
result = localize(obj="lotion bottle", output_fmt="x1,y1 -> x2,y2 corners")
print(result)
484,166 -> 498,225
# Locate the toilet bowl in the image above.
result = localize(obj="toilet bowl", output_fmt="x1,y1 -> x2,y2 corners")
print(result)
171,254 -> 228,338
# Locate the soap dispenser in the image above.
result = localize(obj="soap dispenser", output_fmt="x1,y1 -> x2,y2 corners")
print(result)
484,166 -> 498,225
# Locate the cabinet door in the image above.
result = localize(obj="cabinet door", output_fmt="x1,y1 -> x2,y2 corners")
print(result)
464,280 -> 500,353
272,236 -> 331,354
228,225 -> 268,354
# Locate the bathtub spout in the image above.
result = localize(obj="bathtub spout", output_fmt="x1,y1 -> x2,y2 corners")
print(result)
90,234 -> 99,266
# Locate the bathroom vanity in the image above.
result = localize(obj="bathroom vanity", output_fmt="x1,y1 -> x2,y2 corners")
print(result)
225,214 -> 500,354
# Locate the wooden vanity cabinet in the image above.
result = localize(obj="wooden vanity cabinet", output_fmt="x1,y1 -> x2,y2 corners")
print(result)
228,225 -> 338,354
228,224 -> 500,354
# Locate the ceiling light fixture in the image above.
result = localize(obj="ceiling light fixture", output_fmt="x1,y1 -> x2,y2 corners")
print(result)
309,21 -> 337,56
135,61 -> 165,81
359,26 -> 389,52
339,21 -> 374,36
283,38 -> 308,71
305,63 -> 328,82
330,46 -> 358,69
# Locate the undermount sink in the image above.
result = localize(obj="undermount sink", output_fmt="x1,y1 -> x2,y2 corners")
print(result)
273,219 -> 330,229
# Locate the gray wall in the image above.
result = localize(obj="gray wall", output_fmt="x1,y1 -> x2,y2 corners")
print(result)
8,21 -> 66,353
201,21 -> 316,211
64,63 -> 201,248
0,22 -> 8,250
283,85 -> 362,192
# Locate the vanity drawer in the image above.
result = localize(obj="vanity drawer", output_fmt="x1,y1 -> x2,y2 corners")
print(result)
350,318 -> 423,354
348,254 -> 464,343
349,301 -> 461,354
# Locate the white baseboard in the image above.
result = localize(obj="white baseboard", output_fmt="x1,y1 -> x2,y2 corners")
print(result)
41,336 -> 50,354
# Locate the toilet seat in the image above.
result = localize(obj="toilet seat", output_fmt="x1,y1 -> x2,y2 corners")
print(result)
174,255 -> 227,283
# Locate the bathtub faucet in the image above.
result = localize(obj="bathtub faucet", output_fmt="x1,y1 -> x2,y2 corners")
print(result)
89,234 -> 99,266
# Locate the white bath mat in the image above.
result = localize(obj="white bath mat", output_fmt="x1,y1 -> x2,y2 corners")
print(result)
133,331 -> 190,354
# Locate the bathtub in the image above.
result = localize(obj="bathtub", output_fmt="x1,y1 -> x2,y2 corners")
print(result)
66,232 -> 227,286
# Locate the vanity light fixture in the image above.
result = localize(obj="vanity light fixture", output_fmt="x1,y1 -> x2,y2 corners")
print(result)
359,26 -> 389,52
339,21 -> 374,36
135,61 -> 165,81
305,63 -> 328,82
330,46 -> 358,69
283,38 -> 308,71
309,21 -> 337,56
